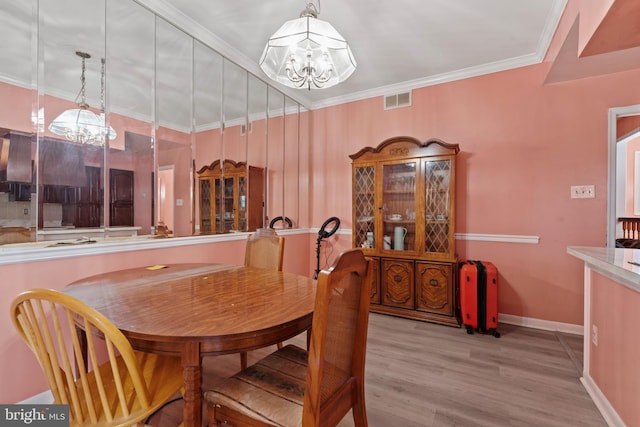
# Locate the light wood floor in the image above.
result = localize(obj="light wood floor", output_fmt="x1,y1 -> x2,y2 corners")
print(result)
148,313 -> 607,426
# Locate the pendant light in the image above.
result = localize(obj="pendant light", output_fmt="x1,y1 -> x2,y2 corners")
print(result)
259,1 -> 356,90
48,51 -> 117,145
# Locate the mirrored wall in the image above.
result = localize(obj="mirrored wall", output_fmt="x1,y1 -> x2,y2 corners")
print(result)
0,0 -> 307,243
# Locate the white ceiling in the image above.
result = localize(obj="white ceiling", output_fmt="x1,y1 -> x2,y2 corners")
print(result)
149,0 -> 567,109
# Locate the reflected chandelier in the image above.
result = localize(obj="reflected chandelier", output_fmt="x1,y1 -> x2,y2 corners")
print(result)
259,1 -> 356,90
48,51 -> 117,145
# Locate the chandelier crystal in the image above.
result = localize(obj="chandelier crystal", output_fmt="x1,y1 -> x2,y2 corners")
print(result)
48,51 -> 116,145
259,1 -> 356,90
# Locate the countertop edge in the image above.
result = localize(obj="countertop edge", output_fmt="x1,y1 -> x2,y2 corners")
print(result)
0,228 -> 313,266
567,246 -> 640,292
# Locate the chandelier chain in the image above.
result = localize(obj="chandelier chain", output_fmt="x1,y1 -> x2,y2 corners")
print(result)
48,50 -> 117,145
101,58 -> 105,112
73,51 -> 91,108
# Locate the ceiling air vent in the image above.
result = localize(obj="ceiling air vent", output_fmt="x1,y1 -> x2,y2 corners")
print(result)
384,91 -> 412,110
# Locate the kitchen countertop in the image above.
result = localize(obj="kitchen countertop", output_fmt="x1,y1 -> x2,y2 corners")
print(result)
567,246 -> 640,292
35,226 -> 141,241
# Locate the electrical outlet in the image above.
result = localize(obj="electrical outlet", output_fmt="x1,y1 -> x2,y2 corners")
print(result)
592,324 -> 598,346
571,185 -> 595,199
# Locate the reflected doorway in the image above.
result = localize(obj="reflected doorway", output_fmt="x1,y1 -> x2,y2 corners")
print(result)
608,104 -> 640,247
158,165 -> 174,232
109,169 -> 134,227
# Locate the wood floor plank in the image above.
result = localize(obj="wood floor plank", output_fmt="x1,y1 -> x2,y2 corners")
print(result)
148,313 -> 607,426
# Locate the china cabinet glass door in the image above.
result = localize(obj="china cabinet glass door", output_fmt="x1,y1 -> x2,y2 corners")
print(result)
353,164 -> 376,249
424,159 -> 452,254
223,177 -> 234,232
382,161 -> 417,252
199,179 -> 211,233
214,178 -> 222,232
238,176 -> 247,231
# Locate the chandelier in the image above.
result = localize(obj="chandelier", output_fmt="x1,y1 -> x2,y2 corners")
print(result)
48,51 -> 117,145
259,1 -> 356,90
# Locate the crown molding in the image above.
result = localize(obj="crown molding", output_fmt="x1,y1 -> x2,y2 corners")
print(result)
310,0 -> 568,111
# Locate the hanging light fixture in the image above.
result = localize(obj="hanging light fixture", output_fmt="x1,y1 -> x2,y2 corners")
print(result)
259,1 -> 356,90
48,51 -> 117,145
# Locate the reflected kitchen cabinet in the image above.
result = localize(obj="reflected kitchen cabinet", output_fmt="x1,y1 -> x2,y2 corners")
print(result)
198,160 -> 264,234
1,130 -> 34,203
75,166 -> 102,228
8,183 -> 32,202
110,169 -> 134,227
0,130 -> 33,184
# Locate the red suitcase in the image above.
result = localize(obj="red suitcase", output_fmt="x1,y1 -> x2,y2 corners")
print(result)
459,260 -> 500,337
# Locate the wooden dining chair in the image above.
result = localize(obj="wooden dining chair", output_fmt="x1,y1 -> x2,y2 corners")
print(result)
244,227 -> 285,271
205,248 -> 372,427
11,288 -> 184,427
240,228 -> 286,369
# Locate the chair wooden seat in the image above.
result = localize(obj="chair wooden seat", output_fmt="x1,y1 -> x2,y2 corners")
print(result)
11,288 -> 184,427
206,249 -> 372,427
206,344 -> 308,426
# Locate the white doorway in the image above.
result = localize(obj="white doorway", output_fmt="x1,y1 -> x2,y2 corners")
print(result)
158,165 -> 175,232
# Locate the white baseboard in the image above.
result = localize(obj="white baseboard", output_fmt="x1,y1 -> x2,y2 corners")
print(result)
499,313 -> 584,335
18,389 -> 53,404
581,375 -> 626,427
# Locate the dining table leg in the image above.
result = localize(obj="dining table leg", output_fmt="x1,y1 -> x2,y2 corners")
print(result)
181,341 -> 203,427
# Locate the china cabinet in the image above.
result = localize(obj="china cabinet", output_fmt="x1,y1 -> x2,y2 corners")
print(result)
197,160 -> 264,234
350,136 -> 460,326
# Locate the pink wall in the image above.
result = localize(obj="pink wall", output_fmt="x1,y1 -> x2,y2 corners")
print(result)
576,0 -> 615,55
309,61 -> 640,327
590,270 -> 640,426
0,82 -> 32,132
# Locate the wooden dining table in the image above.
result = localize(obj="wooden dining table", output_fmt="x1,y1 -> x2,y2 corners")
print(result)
63,263 -> 317,427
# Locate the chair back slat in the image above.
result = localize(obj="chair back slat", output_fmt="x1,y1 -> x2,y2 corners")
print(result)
244,228 -> 285,271
303,249 -> 372,426
73,316 -> 98,424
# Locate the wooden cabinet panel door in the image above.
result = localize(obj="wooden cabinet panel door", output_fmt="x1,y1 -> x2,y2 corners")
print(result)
381,258 -> 414,309
368,257 -> 380,304
415,262 -> 453,316
110,169 -> 134,226
76,204 -> 99,228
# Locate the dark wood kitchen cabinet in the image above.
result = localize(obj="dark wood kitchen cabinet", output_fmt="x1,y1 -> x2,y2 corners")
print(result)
43,185 -> 66,204
75,166 -> 102,228
109,169 -> 134,227
8,183 -> 32,201
0,130 -> 33,183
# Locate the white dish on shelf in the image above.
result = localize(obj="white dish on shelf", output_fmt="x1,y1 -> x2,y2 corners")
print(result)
357,216 -> 374,222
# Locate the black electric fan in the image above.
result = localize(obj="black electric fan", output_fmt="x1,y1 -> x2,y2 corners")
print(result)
313,217 -> 340,279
